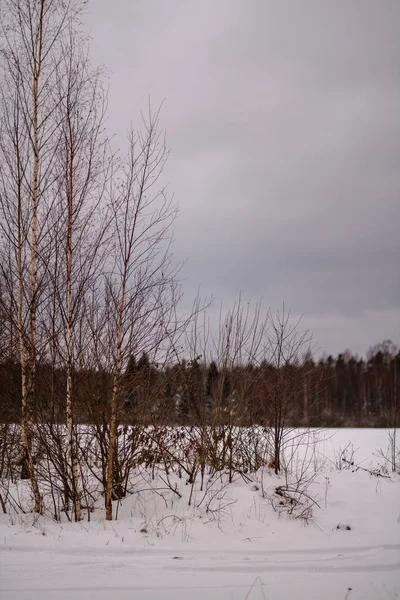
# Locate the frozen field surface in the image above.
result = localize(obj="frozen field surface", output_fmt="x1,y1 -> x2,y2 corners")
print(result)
1,428 -> 399,600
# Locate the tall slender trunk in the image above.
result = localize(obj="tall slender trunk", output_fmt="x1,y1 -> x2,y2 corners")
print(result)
28,0 -> 45,421
65,107 -> 81,521
25,0 -> 45,512
106,276 -> 127,521
16,138 -> 41,512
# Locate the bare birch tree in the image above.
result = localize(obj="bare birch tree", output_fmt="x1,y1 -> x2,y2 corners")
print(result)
48,20 -> 111,521
262,306 -> 313,474
105,109 -> 179,520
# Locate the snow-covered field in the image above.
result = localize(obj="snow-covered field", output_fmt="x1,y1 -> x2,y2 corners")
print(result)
1,428 -> 399,600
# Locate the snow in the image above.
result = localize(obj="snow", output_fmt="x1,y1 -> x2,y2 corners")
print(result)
1,428 -> 399,600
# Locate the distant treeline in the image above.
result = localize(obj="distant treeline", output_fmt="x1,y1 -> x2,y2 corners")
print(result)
1,342 -> 398,428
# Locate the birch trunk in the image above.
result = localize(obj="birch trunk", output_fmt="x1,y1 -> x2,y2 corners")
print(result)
65,106 -> 82,521
25,0 -> 45,514
105,278 -> 127,521
16,132 -> 41,512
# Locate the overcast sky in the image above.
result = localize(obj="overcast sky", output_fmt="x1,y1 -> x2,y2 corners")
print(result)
84,0 -> 400,358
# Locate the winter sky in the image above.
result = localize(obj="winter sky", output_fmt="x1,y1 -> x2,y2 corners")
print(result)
84,0 -> 400,358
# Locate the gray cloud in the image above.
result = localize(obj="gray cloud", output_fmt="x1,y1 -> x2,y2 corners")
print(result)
85,0 -> 400,357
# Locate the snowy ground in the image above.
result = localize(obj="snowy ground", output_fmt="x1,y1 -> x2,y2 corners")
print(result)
1,428 -> 399,600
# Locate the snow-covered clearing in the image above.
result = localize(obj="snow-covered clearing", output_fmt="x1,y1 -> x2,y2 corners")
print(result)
1,428 -> 399,600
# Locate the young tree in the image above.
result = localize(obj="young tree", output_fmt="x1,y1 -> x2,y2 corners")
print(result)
105,108 -> 179,520
49,20 -> 111,520
261,306 -> 313,474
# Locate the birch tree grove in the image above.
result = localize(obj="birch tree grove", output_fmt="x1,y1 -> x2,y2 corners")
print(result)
0,0 -> 80,512
0,0 -> 108,517
0,0 -> 181,520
